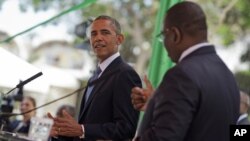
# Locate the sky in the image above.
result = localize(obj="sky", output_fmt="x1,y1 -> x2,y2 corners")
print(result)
216,42 -> 248,72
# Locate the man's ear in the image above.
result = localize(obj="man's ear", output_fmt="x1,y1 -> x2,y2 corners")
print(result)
116,34 -> 125,45
172,27 -> 181,43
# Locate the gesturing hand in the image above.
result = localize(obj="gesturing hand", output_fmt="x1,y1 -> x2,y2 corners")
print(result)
48,110 -> 83,137
131,75 -> 154,111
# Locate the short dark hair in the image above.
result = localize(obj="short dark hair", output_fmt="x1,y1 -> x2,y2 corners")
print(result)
94,15 -> 122,34
166,1 -> 207,37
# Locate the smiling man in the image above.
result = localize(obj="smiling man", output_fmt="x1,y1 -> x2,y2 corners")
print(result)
48,15 -> 142,141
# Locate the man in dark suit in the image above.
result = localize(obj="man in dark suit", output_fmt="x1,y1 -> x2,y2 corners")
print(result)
48,15 -> 142,141
237,91 -> 250,125
131,1 -> 240,141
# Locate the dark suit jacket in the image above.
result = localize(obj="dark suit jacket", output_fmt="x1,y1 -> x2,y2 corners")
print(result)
7,120 -> 31,135
137,45 -> 240,141
56,56 -> 141,141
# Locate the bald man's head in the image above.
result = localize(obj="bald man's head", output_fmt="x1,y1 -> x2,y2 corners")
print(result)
162,1 -> 208,62
165,1 -> 207,39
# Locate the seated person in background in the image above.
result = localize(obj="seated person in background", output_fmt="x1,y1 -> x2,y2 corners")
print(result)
7,96 -> 36,135
56,104 -> 76,118
237,90 -> 250,125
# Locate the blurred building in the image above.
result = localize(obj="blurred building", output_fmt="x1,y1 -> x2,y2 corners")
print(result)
0,37 -> 95,118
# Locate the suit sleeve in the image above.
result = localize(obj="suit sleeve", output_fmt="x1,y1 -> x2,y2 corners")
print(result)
140,67 -> 200,141
84,68 -> 142,140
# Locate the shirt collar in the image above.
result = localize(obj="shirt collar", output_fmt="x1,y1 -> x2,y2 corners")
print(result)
178,42 -> 212,62
98,52 -> 120,72
237,113 -> 249,124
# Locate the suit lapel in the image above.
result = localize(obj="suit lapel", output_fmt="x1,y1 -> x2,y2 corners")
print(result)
81,77 -> 106,115
78,80 -> 90,117
79,57 -> 123,121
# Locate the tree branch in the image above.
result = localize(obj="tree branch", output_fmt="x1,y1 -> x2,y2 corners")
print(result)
218,0 -> 239,26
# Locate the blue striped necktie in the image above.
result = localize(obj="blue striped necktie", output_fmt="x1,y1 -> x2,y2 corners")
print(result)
85,67 -> 102,103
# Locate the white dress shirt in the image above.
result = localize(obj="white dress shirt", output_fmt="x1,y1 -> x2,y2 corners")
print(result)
179,42 -> 212,62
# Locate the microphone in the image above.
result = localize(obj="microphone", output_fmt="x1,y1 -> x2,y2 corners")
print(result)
16,72 -> 43,88
4,72 -> 43,95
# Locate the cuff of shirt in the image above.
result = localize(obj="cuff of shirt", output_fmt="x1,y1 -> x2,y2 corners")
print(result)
79,124 -> 85,139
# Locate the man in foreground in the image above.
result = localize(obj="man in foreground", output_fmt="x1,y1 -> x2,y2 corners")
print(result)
131,1 -> 240,141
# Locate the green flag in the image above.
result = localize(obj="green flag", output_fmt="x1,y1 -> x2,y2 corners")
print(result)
148,0 -> 182,88
137,0 -> 182,127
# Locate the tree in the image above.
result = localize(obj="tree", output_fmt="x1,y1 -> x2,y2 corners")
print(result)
197,0 -> 250,92
235,71 -> 250,93
198,0 -> 250,45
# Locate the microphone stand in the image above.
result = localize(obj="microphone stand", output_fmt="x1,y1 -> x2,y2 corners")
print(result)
0,85 -> 86,137
4,72 -> 43,96
0,86 -> 86,118
0,72 -> 43,131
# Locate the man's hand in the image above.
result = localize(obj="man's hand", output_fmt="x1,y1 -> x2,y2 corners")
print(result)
47,110 -> 83,137
47,112 -> 58,137
131,75 -> 154,111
